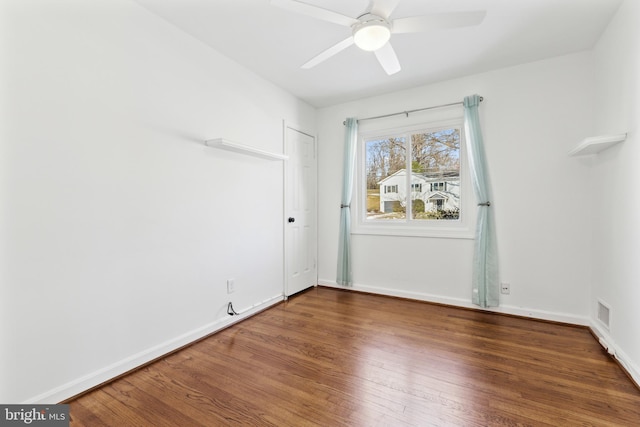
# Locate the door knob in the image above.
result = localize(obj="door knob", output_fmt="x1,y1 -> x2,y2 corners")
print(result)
288,217 -> 295,223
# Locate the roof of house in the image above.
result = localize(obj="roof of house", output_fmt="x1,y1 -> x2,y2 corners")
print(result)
377,169 -> 460,185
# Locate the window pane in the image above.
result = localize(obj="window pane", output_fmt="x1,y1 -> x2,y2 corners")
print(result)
410,129 -> 460,220
365,137 -> 406,220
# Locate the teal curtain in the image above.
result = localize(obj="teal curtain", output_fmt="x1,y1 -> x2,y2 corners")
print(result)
337,118 -> 358,286
463,95 -> 499,307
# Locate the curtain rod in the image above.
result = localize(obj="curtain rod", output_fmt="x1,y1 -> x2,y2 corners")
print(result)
343,96 -> 483,125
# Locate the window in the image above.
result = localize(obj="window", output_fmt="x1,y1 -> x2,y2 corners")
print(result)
384,185 -> 398,194
364,127 -> 460,220
355,116 -> 474,238
431,182 -> 446,191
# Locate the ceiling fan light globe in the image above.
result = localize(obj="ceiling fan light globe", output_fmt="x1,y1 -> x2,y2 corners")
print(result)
353,23 -> 391,51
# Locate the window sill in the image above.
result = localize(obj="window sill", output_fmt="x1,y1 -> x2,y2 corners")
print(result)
352,225 -> 475,240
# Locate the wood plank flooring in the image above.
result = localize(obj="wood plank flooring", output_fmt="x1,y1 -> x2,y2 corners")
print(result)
68,287 -> 640,426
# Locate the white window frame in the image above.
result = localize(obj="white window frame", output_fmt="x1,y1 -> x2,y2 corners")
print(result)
353,114 -> 475,239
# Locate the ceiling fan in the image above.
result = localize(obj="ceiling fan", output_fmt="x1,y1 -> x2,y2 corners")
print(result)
271,0 -> 486,75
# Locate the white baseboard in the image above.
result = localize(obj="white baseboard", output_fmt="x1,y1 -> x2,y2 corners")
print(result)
29,285 -> 638,404
26,294 -> 284,404
590,321 -> 640,388
317,279 -> 590,326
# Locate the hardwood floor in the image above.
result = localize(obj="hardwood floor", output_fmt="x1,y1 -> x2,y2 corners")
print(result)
68,287 -> 640,426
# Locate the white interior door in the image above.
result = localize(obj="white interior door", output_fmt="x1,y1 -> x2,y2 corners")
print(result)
284,126 -> 317,296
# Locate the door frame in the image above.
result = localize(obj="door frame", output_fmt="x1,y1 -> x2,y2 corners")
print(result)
283,121 -> 318,298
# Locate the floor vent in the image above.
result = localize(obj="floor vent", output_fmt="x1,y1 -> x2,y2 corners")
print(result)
597,300 -> 611,330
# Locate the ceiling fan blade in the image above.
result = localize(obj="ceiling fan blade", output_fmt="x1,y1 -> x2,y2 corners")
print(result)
374,42 -> 401,75
301,37 -> 355,69
392,10 -> 486,34
368,0 -> 400,19
271,0 -> 358,27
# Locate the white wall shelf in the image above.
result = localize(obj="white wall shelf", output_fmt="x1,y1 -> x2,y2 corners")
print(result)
569,133 -> 627,157
205,138 -> 288,161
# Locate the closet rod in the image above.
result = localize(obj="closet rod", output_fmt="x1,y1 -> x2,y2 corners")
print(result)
343,96 -> 483,125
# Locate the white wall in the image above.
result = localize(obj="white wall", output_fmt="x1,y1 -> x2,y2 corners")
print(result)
0,0 -> 315,403
318,52 -> 595,323
590,0 -> 640,384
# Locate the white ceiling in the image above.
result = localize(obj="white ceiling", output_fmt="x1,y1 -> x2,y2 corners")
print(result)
133,0 -> 622,108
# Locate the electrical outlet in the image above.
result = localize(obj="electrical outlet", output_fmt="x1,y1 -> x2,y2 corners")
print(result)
227,279 -> 235,294
500,282 -> 510,295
